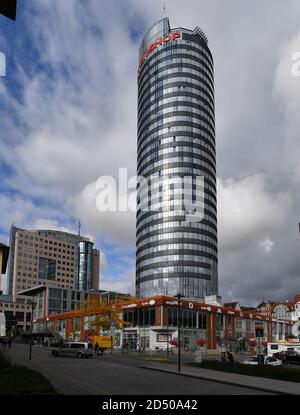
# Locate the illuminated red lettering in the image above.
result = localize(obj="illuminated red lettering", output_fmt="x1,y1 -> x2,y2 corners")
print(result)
138,32 -> 182,75
163,35 -> 172,43
148,42 -> 157,53
172,32 -> 181,40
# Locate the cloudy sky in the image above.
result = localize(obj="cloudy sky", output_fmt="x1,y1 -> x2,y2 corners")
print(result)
0,0 -> 300,305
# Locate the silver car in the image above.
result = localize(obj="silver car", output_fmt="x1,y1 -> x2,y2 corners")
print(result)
51,342 -> 93,358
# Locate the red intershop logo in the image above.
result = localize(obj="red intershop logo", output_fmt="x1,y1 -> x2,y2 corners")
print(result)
138,32 -> 182,75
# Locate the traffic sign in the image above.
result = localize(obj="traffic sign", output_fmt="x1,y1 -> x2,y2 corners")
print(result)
255,321 -> 264,338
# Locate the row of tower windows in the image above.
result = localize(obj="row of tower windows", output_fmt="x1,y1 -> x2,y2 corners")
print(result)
139,55 -> 214,95
139,74 -> 214,109
137,243 -> 217,261
138,122 -> 215,156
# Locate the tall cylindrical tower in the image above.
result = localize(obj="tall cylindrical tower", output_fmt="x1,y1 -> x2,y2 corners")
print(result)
136,18 -> 217,300
78,241 -> 93,291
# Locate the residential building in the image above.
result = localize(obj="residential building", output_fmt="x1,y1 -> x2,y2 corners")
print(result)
272,302 -> 293,321
223,302 -> 241,311
291,295 -> 300,322
136,17 -> 217,300
256,300 -> 274,317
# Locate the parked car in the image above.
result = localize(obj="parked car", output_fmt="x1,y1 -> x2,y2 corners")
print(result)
51,342 -> 93,358
272,351 -> 286,360
242,356 -> 282,366
282,350 -> 300,365
48,338 -> 64,348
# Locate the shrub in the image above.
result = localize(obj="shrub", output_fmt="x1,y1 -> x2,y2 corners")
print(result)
192,360 -> 300,384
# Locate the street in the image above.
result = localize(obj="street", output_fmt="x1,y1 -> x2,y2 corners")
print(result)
8,344 -> 274,395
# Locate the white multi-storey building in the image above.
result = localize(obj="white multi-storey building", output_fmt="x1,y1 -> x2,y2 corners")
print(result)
291,295 -> 300,322
272,302 -> 293,321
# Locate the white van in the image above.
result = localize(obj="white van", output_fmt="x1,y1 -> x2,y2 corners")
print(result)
51,342 -> 93,358
267,342 -> 300,357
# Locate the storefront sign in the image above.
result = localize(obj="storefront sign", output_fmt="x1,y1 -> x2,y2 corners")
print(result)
122,303 -> 137,309
141,299 -> 156,306
166,300 -> 178,306
201,306 -> 211,312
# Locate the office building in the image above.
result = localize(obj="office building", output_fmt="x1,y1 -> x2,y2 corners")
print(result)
0,243 -> 9,289
18,285 -> 131,321
0,243 -> 9,272
0,243 -> 31,333
136,18 -> 217,299
0,293 -> 31,334
7,226 -> 100,301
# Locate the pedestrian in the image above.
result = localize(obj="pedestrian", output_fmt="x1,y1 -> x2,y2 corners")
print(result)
227,351 -> 234,362
8,337 -> 12,349
94,342 -> 100,356
121,341 -> 128,353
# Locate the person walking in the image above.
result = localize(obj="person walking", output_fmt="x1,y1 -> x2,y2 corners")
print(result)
227,351 -> 234,362
121,341 -> 128,354
94,342 -> 100,356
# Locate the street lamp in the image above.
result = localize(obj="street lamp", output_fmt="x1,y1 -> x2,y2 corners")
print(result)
29,300 -> 36,360
174,293 -> 184,372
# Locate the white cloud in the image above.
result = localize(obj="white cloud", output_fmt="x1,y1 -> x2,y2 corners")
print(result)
100,271 -> 135,295
32,218 -> 96,242
0,0 -> 138,204
259,238 -> 274,253
218,175 -> 291,250
67,180 -> 136,245
100,253 -> 135,295
1,0 -> 300,303
274,28 -> 300,181
33,219 -> 75,234
0,193 -> 67,231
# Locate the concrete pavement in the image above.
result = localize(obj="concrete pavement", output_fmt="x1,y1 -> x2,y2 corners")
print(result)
142,362 -> 300,395
7,344 -> 273,395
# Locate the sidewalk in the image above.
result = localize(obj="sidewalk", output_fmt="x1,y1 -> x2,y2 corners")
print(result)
141,362 -> 300,395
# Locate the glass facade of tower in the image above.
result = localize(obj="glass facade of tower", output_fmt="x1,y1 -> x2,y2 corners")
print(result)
78,241 -> 93,291
136,18 -> 218,300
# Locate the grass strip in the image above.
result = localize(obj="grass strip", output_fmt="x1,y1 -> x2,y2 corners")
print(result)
0,349 -> 57,395
190,360 -> 300,384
